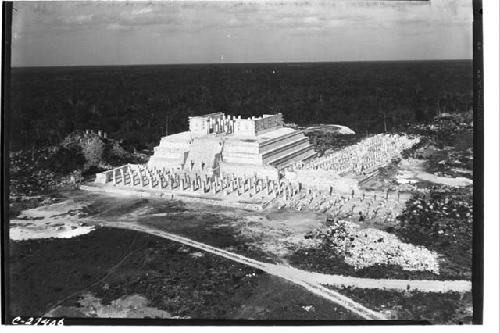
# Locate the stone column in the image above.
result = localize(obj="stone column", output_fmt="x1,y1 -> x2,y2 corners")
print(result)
118,169 -> 123,185
132,171 -> 141,186
124,170 -> 130,186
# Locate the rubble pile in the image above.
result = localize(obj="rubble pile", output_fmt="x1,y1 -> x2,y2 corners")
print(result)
9,130 -> 145,197
9,149 -> 84,197
306,220 -> 440,273
62,130 -> 141,169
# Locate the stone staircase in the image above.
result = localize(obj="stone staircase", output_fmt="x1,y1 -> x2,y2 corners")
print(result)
183,137 -> 223,174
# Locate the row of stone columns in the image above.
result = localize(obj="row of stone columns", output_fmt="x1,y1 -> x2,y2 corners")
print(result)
203,115 -> 247,135
110,166 -> 284,198
109,164 -> 403,204
299,134 -> 420,175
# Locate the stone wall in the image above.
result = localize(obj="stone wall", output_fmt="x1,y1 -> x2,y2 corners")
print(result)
232,113 -> 284,137
255,113 -> 284,135
220,162 -> 279,180
233,118 -> 256,136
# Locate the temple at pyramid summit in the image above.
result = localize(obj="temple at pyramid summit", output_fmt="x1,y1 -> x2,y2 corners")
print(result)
147,113 -> 317,179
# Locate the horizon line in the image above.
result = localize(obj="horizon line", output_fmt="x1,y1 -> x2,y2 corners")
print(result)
11,58 -> 473,69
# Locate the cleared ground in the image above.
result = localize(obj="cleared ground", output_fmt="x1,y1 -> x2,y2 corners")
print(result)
9,227 -> 360,320
8,186 -> 472,322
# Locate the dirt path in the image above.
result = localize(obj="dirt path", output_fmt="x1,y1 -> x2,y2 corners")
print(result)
291,270 -> 471,293
104,221 -> 386,320
97,220 -> 471,320
102,221 -> 471,292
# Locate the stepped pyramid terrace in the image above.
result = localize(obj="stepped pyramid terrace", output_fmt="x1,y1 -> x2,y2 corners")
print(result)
147,113 -> 317,179
93,112 -> 422,212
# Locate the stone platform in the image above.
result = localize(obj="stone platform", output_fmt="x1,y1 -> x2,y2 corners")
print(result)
146,113 -> 316,179
93,164 -> 306,210
81,183 -> 266,211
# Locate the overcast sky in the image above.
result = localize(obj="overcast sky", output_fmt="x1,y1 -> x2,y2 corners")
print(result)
11,0 -> 473,67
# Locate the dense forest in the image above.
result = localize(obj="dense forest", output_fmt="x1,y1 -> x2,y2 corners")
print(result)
8,60 -> 472,151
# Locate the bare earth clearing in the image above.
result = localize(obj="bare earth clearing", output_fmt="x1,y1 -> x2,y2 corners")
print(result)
397,159 -> 473,187
9,185 -> 472,322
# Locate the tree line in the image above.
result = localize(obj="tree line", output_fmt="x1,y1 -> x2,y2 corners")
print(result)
9,60 -> 472,152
